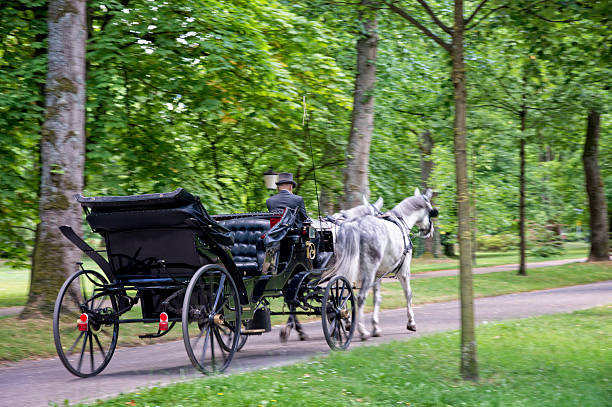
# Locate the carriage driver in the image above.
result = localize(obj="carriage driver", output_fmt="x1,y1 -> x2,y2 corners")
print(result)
265,172 -> 309,341
265,172 -> 307,218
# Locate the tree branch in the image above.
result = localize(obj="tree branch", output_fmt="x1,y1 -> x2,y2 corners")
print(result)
415,0 -> 453,35
464,0 -> 490,26
465,5 -> 507,30
392,107 -> 426,116
385,1 -> 452,52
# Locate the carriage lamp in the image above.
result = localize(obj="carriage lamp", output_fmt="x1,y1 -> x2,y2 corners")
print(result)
77,313 -> 88,331
263,167 -> 278,190
159,312 -> 169,331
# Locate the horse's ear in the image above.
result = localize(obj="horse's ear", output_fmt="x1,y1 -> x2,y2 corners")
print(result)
414,187 -> 421,197
361,195 -> 368,207
424,189 -> 433,200
373,197 -> 383,210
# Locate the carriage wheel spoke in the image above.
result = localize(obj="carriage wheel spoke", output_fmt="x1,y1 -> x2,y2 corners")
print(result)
200,326 -> 211,366
340,292 -> 350,309
89,329 -> 95,372
210,325 -> 216,370
192,322 -> 207,349
212,275 -> 226,311
214,327 -> 227,361
77,332 -> 89,372
336,320 -> 343,343
214,296 -> 230,314
93,333 -> 106,359
67,331 -> 85,356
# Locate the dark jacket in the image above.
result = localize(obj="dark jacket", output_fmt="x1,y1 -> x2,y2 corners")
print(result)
266,190 -> 307,216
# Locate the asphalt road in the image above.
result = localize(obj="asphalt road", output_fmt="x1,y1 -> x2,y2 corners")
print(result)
1,280 -> 610,406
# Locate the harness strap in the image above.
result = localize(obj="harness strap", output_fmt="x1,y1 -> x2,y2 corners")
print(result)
378,214 -> 412,279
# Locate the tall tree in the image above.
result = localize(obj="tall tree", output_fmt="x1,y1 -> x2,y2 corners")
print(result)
385,0 -> 488,380
583,110 -> 610,261
21,0 -> 87,317
344,0 -> 379,207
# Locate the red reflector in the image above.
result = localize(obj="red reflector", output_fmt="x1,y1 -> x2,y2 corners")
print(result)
159,312 -> 169,331
77,313 -> 88,331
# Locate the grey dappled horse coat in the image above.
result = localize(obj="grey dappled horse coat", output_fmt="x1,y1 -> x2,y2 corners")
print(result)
326,188 -> 435,339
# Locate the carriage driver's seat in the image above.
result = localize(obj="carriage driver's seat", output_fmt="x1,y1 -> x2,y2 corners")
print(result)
220,218 -> 270,276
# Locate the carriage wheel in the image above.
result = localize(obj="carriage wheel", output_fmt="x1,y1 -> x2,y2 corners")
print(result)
216,320 -> 248,353
321,275 -> 356,350
53,269 -> 119,378
182,265 -> 242,374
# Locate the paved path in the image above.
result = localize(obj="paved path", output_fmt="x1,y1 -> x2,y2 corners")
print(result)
0,258 -> 586,317
1,280 -> 610,406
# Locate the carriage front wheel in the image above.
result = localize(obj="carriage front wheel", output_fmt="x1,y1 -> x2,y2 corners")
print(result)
53,269 -> 119,378
322,275 -> 356,350
182,264 -> 242,374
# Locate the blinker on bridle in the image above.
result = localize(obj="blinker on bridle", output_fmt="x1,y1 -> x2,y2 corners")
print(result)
429,208 -> 439,218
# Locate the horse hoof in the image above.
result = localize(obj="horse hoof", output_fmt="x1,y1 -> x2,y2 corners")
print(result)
372,329 -> 382,337
298,332 -> 308,341
280,327 -> 289,343
406,323 -> 417,332
360,336 -> 368,341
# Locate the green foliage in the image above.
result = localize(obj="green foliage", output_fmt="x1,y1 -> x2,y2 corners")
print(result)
0,0 -> 610,266
526,221 -> 564,258
477,234 -> 518,252
0,1 -> 46,266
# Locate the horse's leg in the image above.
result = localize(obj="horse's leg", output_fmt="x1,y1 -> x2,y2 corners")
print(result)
280,312 -> 295,343
356,273 -> 375,340
396,261 -> 416,331
371,279 -> 382,337
294,315 -> 308,341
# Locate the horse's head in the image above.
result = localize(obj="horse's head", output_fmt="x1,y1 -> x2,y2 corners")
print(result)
413,187 -> 438,239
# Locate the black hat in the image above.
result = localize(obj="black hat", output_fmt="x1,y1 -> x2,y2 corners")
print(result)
276,172 -> 297,187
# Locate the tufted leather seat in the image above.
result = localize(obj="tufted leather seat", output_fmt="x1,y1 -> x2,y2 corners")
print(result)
220,218 -> 270,276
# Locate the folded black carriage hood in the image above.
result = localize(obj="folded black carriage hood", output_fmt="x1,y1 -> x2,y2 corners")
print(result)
76,188 -> 234,247
75,188 -> 197,211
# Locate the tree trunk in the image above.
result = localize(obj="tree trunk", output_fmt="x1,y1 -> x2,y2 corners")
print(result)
452,0 -> 478,381
21,0 -> 87,318
583,110 -> 610,261
344,0 -> 378,208
471,144 -> 477,265
420,131 -> 435,256
518,108 -> 527,276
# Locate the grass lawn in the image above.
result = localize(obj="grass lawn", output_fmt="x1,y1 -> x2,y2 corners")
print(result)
81,306 -> 612,406
1,262 -> 609,364
410,241 -> 588,273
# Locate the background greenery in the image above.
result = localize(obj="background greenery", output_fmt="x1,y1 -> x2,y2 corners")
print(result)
1,0 -> 610,267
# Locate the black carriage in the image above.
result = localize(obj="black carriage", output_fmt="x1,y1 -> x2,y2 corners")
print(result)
53,188 -> 356,377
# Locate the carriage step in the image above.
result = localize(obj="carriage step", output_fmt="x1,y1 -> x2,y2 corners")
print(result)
241,329 -> 266,334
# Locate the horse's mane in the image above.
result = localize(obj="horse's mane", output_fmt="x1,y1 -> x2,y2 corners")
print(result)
388,195 -> 427,218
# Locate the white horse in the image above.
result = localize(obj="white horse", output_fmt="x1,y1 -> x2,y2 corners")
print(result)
326,188 -> 437,339
280,196 -> 384,342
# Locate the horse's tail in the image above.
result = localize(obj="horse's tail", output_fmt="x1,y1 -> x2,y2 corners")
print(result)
323,220 -> 361,283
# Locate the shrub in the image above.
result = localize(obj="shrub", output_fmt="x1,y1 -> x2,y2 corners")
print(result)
477,234 -> 518,252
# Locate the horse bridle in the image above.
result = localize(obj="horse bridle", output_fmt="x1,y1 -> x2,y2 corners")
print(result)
419,205 -> 439,237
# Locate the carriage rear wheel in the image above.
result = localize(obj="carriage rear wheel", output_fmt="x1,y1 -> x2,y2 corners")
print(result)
321,275 -> 356,350
182,265 -> 242,374
53,269 -> 119,378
